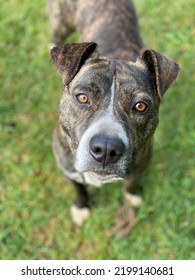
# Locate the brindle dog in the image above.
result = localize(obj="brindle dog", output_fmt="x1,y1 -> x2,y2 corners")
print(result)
48,0 -> 179,238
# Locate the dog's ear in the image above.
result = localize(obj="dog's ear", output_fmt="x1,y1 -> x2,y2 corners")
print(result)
141,49 -> 180,99
51,42 -> 97,85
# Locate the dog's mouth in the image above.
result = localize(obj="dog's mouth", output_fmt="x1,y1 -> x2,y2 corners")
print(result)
75,153 -> 130,183
94,170 -> 113,176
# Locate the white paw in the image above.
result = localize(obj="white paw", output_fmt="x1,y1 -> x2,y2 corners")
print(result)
70,205 -> 91,226
49,43 -> 57,50
125,192 -> 143,208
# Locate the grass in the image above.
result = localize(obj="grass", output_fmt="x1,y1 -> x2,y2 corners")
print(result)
0,0 -> 195,260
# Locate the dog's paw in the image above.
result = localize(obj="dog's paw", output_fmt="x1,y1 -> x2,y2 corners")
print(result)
70,205 -> 91,226
108,205 -> 136,239
49,43 -> 57,50
125,192 -> 143,208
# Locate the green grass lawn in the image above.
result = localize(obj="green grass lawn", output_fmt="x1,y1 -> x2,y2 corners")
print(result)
0,0 -> 195,260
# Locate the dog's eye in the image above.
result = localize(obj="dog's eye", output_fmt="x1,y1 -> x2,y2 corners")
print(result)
134,101 -> 148,113
76,94 -> 89,104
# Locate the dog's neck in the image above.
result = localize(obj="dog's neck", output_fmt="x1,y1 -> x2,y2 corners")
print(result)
75,0 -> 144,61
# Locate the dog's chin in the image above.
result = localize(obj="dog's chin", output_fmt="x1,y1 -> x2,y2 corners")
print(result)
77,166 -> 125,184
83,170 -> 124,185
74,160 -> 128,184
91,170 -> 120,180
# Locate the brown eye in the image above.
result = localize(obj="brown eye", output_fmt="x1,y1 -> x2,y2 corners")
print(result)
76,94 -> 89,104
134,101 -> 148,112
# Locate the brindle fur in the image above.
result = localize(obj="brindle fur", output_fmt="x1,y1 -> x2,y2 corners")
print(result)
48,0 -> 179,238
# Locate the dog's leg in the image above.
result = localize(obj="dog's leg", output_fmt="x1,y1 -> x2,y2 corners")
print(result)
109,144 -> 153,239
109,178 -> 140,239
52,125 -> 90,226
47,0 -> 75,46
124,142 -> 154,209
70,180 -> 91,226
124,177 -> 143,208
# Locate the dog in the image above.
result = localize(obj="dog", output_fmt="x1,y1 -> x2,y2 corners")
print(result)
48,0 -> 179,238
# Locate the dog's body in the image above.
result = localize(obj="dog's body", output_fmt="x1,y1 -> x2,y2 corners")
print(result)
48,0 -> 179,236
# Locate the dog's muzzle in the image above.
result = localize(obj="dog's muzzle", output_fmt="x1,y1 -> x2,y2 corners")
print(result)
74,114 -> 130,181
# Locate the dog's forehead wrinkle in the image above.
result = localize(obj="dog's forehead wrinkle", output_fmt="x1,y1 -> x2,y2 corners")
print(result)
116,66 -> 154,96
71,58 -> 149,97
71,60 -> 114,90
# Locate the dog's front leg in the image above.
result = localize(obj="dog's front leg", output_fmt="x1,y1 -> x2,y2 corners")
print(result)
109,177 -> 143,239
124,177 -> 143,208
70,180 -> 91,226
52,126 -> 91,226
123,141 -> 153,209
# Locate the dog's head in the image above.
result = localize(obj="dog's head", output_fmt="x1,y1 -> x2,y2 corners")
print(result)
51,42 -> 179,183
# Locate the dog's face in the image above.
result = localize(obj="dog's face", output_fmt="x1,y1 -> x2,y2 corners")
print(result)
51,43 -> 179,183
59,58 -> 159,181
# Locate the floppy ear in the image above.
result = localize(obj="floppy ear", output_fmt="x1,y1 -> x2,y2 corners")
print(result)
50,42 -> 97,85
141,49 -> 180,99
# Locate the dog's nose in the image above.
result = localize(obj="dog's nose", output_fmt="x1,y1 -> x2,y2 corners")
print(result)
89,135 -> 125,167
